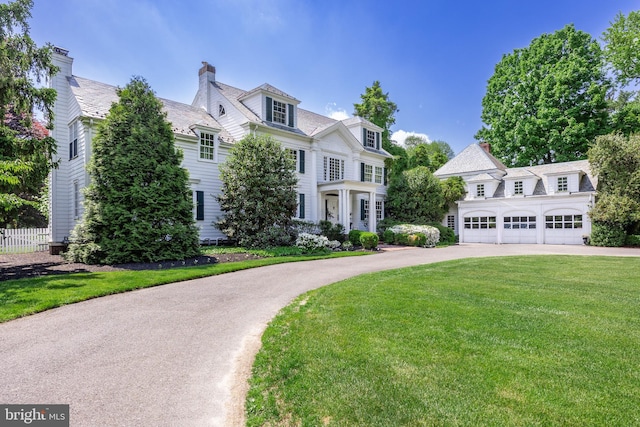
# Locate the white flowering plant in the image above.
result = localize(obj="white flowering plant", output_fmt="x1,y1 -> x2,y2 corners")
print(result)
295,233 -> 330,253
388,224 -> 440,247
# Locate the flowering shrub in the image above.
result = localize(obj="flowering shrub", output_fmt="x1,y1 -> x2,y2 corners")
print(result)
327,240 -> 342,250
388,224 -> 439,247
295,233 -> 330,253
341,241 -> 353,251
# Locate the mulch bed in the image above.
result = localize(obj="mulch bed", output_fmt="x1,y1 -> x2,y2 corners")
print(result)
0,252 -> 261,282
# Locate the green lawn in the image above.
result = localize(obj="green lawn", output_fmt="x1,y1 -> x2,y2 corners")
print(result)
247,256 -> 640,426
0,251 -> 366,323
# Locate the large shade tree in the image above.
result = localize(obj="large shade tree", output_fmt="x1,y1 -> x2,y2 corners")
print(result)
65,77 -> 201,264
476,24 -> 610,166
385,166 -> 446,224
0,0 -> 58,227
216,134 -> 298,248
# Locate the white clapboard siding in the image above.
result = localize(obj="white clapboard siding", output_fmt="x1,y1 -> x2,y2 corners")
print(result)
0,228 -> 50,254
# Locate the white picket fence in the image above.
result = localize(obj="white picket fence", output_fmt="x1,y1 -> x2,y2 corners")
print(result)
0,228 -> 50,254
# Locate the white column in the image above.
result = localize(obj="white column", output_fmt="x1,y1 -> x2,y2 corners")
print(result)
310,144 -> 318,222
345,189 -> 351,231
369,192 -> 376,233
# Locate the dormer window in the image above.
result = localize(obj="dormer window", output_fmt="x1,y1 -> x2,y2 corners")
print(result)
514,180 -> 523,195
266,96 -> 295,127
477,184 -> 485,197
363,128 -> 381,150
557,176 -> 568,192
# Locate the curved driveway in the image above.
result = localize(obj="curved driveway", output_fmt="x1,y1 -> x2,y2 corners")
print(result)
1,244 -> 638,426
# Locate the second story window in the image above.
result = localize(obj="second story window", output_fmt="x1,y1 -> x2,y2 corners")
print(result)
324,157 -> 344,181
69,121 -> 78,160
363,164 -> 373,182
477,184 -> 485,197
363,128 -> 381,150
199,132 -> 216,161
557,176 -> 568,192
266,96 -> 295,127
514,181 -> 523,195
273,100 -> 286,124
375,166 -> 383,184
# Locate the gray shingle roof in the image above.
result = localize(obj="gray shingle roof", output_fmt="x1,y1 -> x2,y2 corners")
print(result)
68,76 -> 232,141
240,83 -> 299,102
434,143 -> 506,177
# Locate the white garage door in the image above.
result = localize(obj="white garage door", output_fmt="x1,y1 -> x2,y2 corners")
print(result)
462,216 -> 497,243
503,215 -> 537,244
544,214 -> 584,245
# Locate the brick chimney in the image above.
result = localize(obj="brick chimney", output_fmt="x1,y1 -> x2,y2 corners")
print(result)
199,62 -> 215,84
479,142 -> 491,154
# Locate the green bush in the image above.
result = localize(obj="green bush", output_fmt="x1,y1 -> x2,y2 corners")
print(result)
408,233 -> 427,247
590,222 -> 627,247
395,233 -> 410,245
359,232 -> 379,250
319,220 -> 345,242
382,229 -> 395,244
348,230 -> 363,246
376,217 -> 401,235
625,234 -> 640,246
429,222 -> 455,244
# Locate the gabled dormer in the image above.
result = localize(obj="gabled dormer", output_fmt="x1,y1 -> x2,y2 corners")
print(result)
239,84 -> 300,129
466,173 -> 500,199
342,117 -> 383,151
544,169 -> 584,195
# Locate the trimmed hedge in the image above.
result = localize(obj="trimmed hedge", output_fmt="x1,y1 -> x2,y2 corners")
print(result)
348,229 -> 363,246
360,232 -> 379,250
590,223 -> 626,247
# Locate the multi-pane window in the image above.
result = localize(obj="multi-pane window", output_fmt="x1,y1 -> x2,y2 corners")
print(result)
447,215 -> 455,229
287,149 -> 297,167
199,132 -> 216,161
477,184 -> 485,197
69,121 -> 78,160
463,216 -> 496,229
273,100 -> 286,124
376,200 -> 383,221
545,215 -> 583,229
363,164 -> 373,182
514,181 -> 523,195
365,130 -> 376,148
374,166 -> 383,184
557,176 -> 568,192
324,157 -> 344,181
504,216 -> 536,229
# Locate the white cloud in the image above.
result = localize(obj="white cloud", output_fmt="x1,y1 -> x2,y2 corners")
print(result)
325,103 -> 350,121
391,130 -> 431,147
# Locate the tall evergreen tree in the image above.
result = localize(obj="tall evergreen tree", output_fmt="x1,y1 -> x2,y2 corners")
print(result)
216,134 -> 298,248
353,81 -> 399,152
0,0 -> 58,227
65,77 -> 200,264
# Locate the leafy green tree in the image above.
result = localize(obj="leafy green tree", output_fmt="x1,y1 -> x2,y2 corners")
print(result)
608,91 -> 640,136
385,166 -> 445,223
0,0 -> 58,227
65,77 -> 200,264
602,10 -> 640,86
353,81 -> 399,152
404,136 -> 452,172
476,24 -> 610,166
588,133 -> 640,245
440,176 -> 466,207
216,134 -> 298,248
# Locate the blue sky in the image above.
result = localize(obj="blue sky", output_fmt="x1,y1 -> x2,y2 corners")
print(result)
27,0 -> 640,155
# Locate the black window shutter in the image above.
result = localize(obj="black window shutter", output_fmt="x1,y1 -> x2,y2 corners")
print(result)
299,193 -> 305,218
360,199 -> 366,221
69,142 -> 73,160
360,162 -> 365,182
196,191 -> 204,220
299,150 -> 305,173
266,96 -> 273,122
288,104 -> 294,127
383,167 -> 388,186
376,132 -> 381,150
362,128 -> 367,146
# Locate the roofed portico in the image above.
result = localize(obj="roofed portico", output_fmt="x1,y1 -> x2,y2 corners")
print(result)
317,180 -> 381,233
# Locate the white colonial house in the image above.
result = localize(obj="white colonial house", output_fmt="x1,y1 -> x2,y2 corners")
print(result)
434,143 -> 597,245
48,48 -> 391,250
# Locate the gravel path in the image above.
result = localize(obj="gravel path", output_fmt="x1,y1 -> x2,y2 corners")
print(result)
0,244 -> 638,426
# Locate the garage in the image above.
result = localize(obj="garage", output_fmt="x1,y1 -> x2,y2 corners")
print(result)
543,212 -> 584,245
502,215 -> 537,244
462,215 -> 497,243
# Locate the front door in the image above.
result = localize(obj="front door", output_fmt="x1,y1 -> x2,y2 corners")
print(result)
325,196 -> 339,224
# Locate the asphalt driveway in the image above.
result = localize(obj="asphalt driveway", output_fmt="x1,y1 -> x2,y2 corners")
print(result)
0,244 -> 638,426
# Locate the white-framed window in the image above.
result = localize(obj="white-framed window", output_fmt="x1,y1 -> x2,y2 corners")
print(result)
73,180 -> 79,219
447,215 -> 455,229
477,184 -> 485,197
376,200 -> 383,221
514,181 -> 523,195
504,216 -> 536,229
364,164 -> 373,182
545,215 -> 582,229
69,121 -> 78,160
374,166 -> 383,184
324,157 -> 344,181
199,132 -> 216,161
463,216 -> 496,229
218,103 -> 226,117
557,176 -> 568,192
273,99 -> 286,125
365,130 -> 376,148
287,148 -> 297,166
